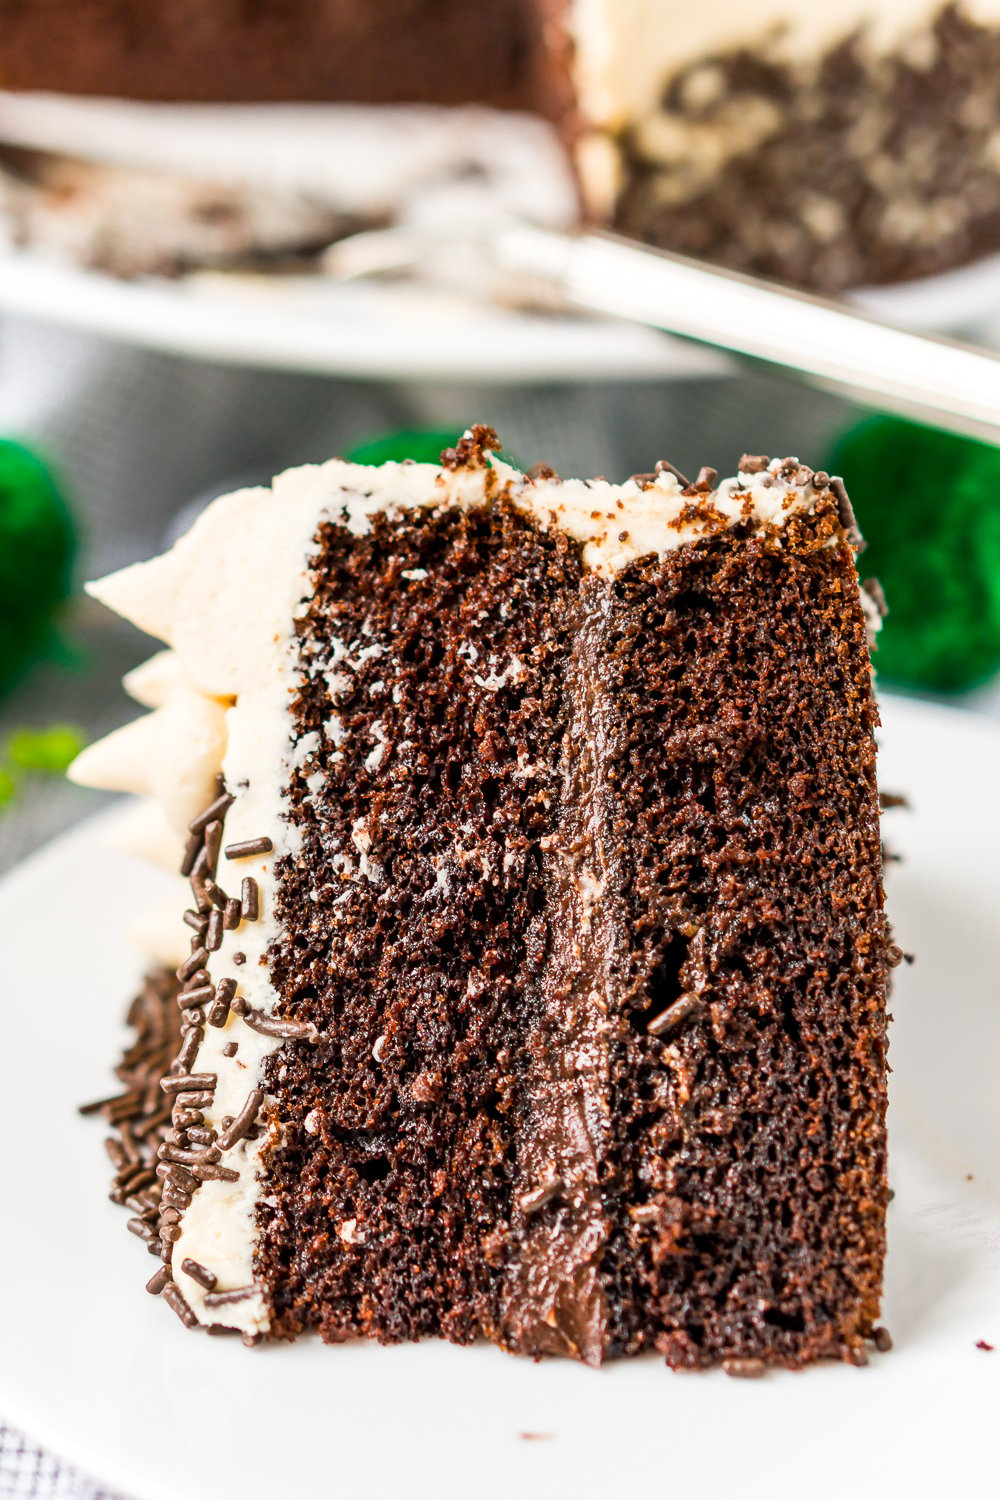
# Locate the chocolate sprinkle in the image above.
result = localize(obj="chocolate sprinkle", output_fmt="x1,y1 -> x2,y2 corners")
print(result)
204,880 -> 229,911
654,458 -> 690,487
830,476 -> 864,550
190,876 -> 212,915
177,948 -> 209,984
173,1089 -> 215,1109
224,898 -> 242,930
160,1072 -> 217,1095
203,1285 -> 260,1308
177,984 -> 213,1009
104,1138 -> 127,1170
163,1282 -> 199,1328
646,992 -> 701,1037
175,1028 -> 204,1074
206,909 -> 224,951
722,1358 -> 767,1379
180,831 -> 202,878
203,820 -> 224,876
145,1265 -> 172,1296
191,1162 -> 240,1183
861,577 -> 888,620
224,836 -> 273,860
230,997 -> 315,1041
181,1257 -> 218,1291
189,792 -> 235,836
215,1089 -> 265,1151
241,877 -> 259,922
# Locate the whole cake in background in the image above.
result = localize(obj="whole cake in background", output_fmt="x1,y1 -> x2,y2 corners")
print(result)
73,427 -> 896,1368
3,0 -> 1000,288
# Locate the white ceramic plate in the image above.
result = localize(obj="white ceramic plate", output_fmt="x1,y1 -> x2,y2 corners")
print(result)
1,692 -> 997,1500
4,90 -> 1000,378
853,248 -> 1000,334
0,249 -> 728,384
3,238 -> 1000,385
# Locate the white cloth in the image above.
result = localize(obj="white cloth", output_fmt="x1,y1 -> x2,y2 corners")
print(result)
0,1426 -> 115,1500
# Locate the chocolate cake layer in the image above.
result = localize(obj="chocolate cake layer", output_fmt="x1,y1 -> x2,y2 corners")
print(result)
593,505 -> 888,1364
0,0 -> 543,107
261,500 -> 583,1346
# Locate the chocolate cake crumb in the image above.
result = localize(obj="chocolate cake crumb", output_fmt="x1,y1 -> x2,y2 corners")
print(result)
439,424 -> 500,472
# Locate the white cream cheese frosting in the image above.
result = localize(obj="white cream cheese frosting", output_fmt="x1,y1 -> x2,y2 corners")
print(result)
71,441 -> 831,1334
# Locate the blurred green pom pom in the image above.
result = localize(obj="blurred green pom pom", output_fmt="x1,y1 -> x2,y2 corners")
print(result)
829,416 -> 1000,694
7,724 -> 86,774
347,429 -> 463,467
0,440 -> 76,696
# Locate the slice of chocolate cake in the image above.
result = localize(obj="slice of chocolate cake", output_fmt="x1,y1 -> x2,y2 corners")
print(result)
73,426 -> 893,1368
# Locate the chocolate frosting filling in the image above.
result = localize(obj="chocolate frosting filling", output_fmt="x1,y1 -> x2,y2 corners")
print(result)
500,580 -> 629,1364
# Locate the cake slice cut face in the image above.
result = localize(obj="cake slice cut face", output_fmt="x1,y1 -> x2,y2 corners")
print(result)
75,428 -> 892,1367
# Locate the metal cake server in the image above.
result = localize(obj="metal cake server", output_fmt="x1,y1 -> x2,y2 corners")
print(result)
492,225 -> 1000,445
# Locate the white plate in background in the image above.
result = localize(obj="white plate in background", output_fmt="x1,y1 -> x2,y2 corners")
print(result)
0,248 -> 728,383
0,692 -> 996,1500
853,248 -> 1000,336
5,90 -> 1000,378
3,238 -> 1000,384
